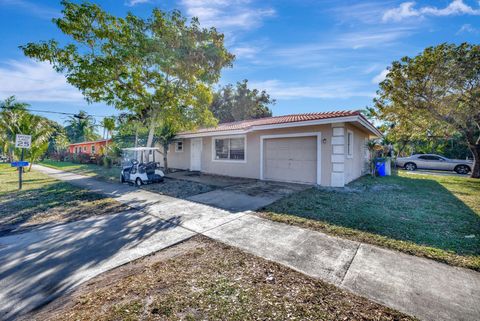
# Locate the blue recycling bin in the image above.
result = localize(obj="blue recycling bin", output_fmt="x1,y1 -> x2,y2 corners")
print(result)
375,158 -> 386,177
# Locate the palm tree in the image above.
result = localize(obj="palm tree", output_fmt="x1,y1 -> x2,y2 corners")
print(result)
0,97 -> 29,161
64,111 -> 99,143
101,117 -> 116,140
0,97 -> 56,170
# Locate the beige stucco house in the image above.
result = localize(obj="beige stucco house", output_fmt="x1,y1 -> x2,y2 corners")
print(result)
156,110 -> 381,187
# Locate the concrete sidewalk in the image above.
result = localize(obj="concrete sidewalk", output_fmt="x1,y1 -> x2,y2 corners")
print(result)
7,165 -> 480,321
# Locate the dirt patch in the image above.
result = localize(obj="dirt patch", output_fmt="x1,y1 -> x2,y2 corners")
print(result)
166,170 -> 254,188
26,236 -> 415,321
141,178 -> 216,198
225,181 -> 309,198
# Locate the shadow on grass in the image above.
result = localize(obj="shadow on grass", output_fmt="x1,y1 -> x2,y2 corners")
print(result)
0,181 -> 117,234
264,175 -> 480,256
0,178 -> 183,320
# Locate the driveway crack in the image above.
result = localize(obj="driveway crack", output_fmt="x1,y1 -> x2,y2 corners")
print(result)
340,243 -> 361,285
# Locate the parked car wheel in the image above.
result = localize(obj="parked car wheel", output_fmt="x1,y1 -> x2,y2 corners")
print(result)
135,178 -> 143,186
404,162 -> 417,171
454,165 -> 470,174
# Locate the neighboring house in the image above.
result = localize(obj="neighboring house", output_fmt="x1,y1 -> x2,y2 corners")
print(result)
157,110 -> 381,187
69,139 -> 112,156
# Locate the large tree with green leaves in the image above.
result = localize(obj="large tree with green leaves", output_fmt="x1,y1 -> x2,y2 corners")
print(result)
373,43 -> 480,178
210,80 -> 274,123
21,0 -> 234,147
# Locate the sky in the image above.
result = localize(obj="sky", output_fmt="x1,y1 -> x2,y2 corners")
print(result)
0,0 -> 479,126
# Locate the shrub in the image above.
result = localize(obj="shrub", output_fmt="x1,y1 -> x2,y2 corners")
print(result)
103,156 -> 112,168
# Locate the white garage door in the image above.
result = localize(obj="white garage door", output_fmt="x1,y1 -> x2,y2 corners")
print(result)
263,136 -> 317,184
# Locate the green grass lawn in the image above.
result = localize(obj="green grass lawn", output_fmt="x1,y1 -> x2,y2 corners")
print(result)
40,159 -> 121,182
260,172 -> 480,271
0,163 -> 126,234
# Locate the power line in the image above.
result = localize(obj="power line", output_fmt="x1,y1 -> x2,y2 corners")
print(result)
0,106 -> 113,119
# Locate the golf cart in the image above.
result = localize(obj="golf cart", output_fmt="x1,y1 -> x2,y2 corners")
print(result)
120,147 -> 165,186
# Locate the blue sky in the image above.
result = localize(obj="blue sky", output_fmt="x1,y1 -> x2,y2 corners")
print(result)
0,0 -> 479,126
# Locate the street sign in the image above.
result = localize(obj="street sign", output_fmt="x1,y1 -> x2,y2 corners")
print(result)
15,134 -> 32,149
11,161 -> 29,167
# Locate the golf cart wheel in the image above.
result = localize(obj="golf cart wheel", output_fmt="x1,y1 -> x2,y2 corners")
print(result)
120,174 -> 125,183
404,162 -> 417,171
135,178 -> 143,187
454,165 -> 470,175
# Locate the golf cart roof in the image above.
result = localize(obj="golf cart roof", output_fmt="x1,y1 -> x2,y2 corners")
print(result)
122,147 -> 160,151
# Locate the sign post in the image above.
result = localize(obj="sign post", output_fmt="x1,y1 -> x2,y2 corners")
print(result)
14,134 -> 32,190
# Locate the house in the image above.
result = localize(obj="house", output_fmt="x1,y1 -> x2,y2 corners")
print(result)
69,139 -> 112,156
156,111 -> 381,187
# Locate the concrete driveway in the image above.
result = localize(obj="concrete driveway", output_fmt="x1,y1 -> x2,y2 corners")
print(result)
187,180 -> 309,212
2,165 -> 479,321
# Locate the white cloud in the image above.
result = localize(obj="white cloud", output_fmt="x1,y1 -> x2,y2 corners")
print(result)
180,0 -> 275,31
382,2 -> 421,22
0,60 -> 84,102
383,0 -> 480,22
330,2 -> 393,25
262,28 -> 411,68
249,79 -> 374,100
372,69 -> 389,84
231,46 -> 261,59
0,0 -> 59,19
125,0 -> 151,6
457,23 -> 480,34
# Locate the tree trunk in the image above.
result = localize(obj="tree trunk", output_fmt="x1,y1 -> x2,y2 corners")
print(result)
134,125 -> 139,148
163,143 -> 169,173
469,143 -> 480,178
146,112 -> 157,147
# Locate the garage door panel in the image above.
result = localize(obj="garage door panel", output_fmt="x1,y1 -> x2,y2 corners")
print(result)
264,136 -> 317,184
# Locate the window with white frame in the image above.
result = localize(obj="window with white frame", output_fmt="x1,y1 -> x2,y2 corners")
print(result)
175,140 -> 183,152
214,137 -> 245,161
91,145 -> 95,154
347,130 -> 353,158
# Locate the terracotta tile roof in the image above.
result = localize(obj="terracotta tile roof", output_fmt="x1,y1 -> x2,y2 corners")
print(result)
179,110 -> 361,135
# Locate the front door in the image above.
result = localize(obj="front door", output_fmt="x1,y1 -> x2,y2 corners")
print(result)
190,138 -> 202,171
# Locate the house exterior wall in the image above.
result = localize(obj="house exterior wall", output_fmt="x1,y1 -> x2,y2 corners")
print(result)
157,139 -> 191,170
69,140 -> 111,156
162,122 -> 371,186
344,123 -> 370,184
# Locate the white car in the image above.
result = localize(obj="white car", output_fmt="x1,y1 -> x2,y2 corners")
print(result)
396,154 -> 473,174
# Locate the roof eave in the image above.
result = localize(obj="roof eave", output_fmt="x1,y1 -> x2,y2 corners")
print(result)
176,115 -> 382,138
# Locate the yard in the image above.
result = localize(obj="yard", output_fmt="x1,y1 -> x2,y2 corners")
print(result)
260,172 -> 480,270
0,163 -> 127,235
40,159 -> 218,198
27,235 -> 414,321
40,159 -> 121,182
